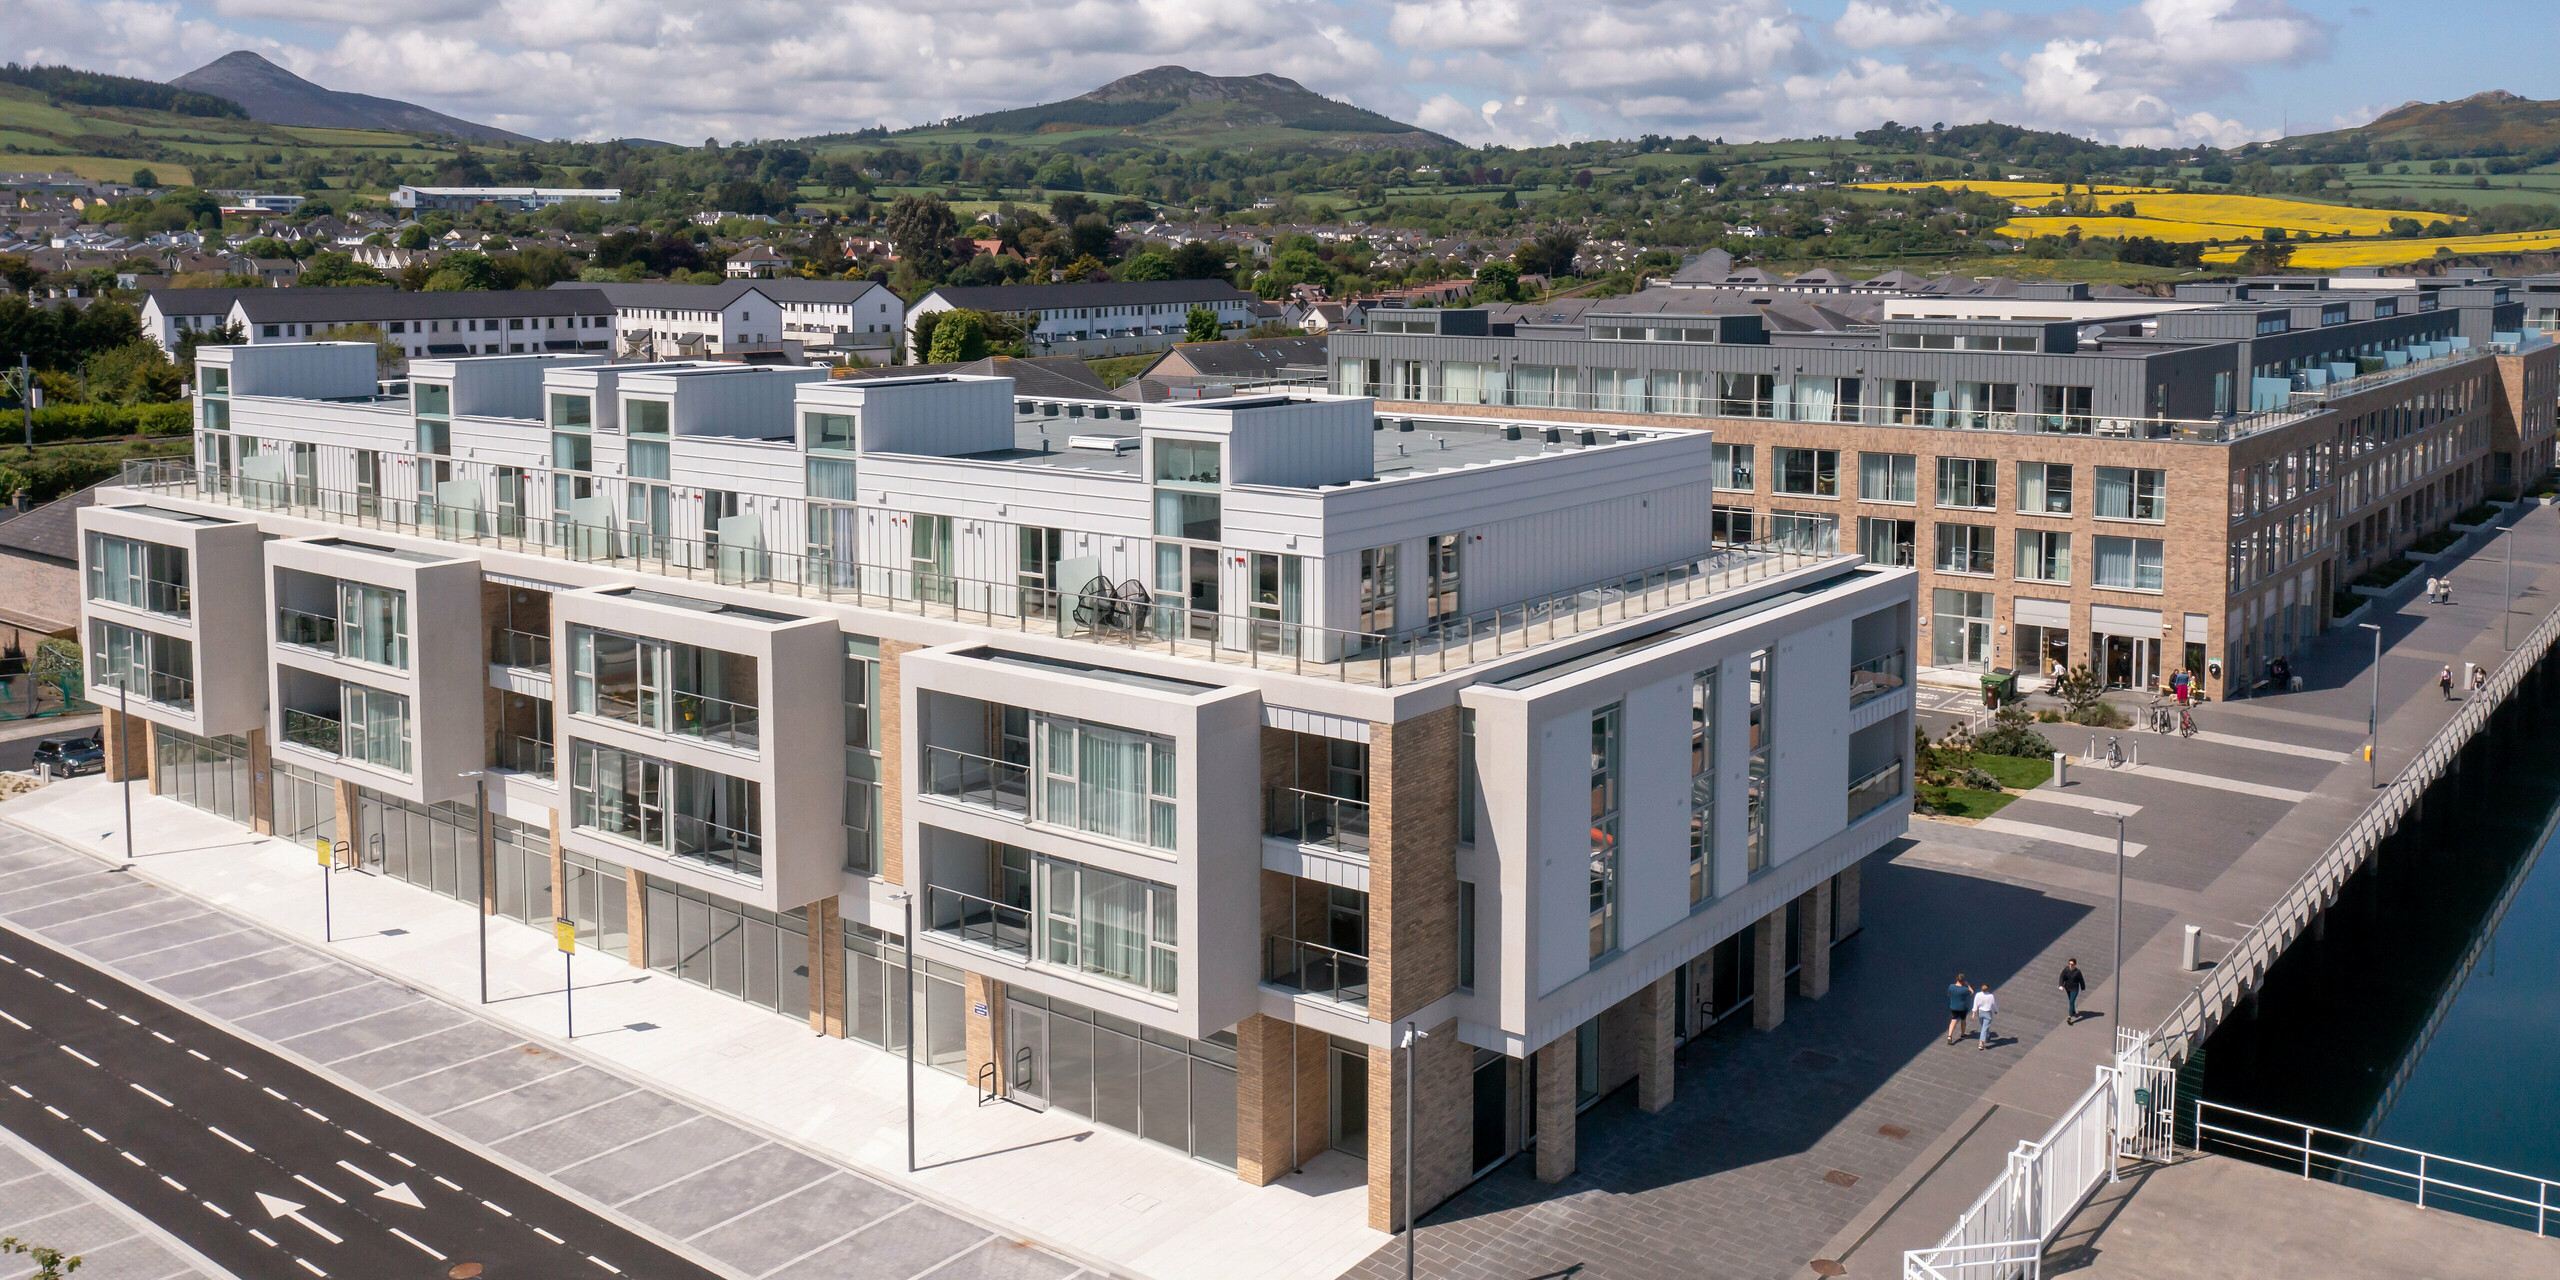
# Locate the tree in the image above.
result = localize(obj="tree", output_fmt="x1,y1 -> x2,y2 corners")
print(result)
884,195 -> 958,278
130,168 -> 157,188
1117,250 -> 1175,281
175,321 -> 244,364
2053,665 -> 2105,722
1514,228 -> 1582,278
298,251 -> 390,287
927,310 -> 990,363
0,1235 -> 79,1278
1167,241 -> 1231,280
395,224 -> 432,251
1184,305 -> 1220,343
78,340 -> 183,404
1474,260 -> 1521,302
0,254 -> 37,293
423,251 -> 502,291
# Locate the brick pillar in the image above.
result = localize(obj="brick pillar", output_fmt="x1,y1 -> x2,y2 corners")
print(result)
100,707 -> 143,783
1235,1014 -> 1296,1186
1535,1034 -> 1576,1184
1637,971 -> 1676,1114
1797,880 -> 1834,1001
964,972 -> 1004,1098
247,728 -> 273,835
142,722 -> 163,795
876,640 -> 923,886
1364,1018 -> 1470,1232
1752,908 -> 1787,1030
807,896 -> 844,1037
1835,862 -> 1863,940
624,866 -> 648,969
1293,1024 -> 1329,1173
330,778 -> 358,867
547,816 -> 568,921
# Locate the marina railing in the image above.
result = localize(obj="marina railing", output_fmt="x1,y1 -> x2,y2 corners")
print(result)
2149,516 -> 2560,1060
2195,1101 -> 2558,1237
117,459 -> 1840,688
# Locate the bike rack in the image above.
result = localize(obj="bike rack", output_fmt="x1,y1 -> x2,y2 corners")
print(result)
976,1060 -> 998,1105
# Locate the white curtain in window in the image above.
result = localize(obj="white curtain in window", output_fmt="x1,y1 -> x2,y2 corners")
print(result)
1792,377 -> 1834,423
1079,727 -> 1151,844
2095,535 -> 2134,588
2095,468 -> 2133,519
1513,365 -> 1558,407
1080,867 -> 1149,986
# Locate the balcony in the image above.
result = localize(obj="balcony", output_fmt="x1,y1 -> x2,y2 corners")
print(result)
492,626 -> 551,672
924,885 -> 1032,962
497,734 -> 554,780
670,812 -> 761,880
668,689 -> 758,753
1851,649 -> 1907,707
923,745 -> 1031,819
1264,935 -> 1369,1009
282,707 -> 342,755
1850,759 -> 1905,823
277,607 -> 337,653
1265,788 -> 1370,856
120,459 -> 1838,688
96,671 -> 194,714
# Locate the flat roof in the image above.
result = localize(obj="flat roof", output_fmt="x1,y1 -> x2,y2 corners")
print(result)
1488,567 -> 1866,690
612,587 -> 800,623
964,412 -> 1677,485
975,649 -> 1217,697
302,537 -> 447,564
115,504 -> 234,527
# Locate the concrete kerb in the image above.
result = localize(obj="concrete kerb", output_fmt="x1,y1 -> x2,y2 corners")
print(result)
0,1113 -> 246,1280
0,811 -> 1139,1280
1790,1097 -> 2006,1280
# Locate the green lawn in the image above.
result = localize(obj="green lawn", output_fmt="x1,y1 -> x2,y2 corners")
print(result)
1919,785 -> 2015,820
1084,355 -> 1156,387
1957,751 -> 2056,791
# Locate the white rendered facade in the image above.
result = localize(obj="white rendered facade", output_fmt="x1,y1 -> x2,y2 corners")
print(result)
79,340 -> 1914,1226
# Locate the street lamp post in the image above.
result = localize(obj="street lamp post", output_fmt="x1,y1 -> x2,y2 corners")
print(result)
1401,1021 -> 1427,1280
2505,520 -> 2516,651
116,678 -> 133,866
459,771 -> 486,1004
2360,621 -> 2382,788
2111,814 -> 2126,1042
894,890 -> 916,1173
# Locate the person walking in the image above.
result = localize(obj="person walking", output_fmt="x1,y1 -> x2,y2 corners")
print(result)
2059,959 -> 2088,1024
2441,665 -> 2456,700
2426,575 -> 2441,604
2472,666 -> 2488,696
1973,985 -> 2000,1050
1947,974 -> 1974,1045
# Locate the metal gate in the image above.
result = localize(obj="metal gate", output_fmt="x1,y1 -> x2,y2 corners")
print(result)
2114,1030 -> 2176,1166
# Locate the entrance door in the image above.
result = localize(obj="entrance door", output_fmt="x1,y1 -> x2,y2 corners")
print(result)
1330,1045 -> 1368,1156
1471,1050 -> 1509,1173
355,794 -> 388,876
1006,1004 -> 1049,1109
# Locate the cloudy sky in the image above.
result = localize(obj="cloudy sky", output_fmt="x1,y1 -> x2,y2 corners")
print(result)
10,0 -> 2552,149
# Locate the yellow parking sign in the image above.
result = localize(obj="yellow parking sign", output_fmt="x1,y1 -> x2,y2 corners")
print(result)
315,837 -> 332,867
555,917 -> 576,953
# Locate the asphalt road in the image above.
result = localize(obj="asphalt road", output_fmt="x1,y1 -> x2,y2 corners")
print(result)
0,914 -> 728,1280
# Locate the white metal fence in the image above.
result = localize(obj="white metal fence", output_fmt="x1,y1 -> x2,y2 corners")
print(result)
2195,1101 -> 2560,1237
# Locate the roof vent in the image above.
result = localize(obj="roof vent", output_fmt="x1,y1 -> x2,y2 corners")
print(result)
1579,430 -> 1599,446
1397,418 -> 1415,432
1504,424 -> 1522,440
1068,434 -> 1139,453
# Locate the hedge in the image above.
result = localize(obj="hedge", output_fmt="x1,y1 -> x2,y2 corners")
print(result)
4,403 -> 193,446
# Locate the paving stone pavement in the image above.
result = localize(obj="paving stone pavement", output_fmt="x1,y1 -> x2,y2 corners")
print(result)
0,1124 -> 228,1280
1343,850 -> 2172,1280
0,828 -> 1096,1280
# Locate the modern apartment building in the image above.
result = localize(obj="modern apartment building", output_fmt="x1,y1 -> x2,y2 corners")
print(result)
907,280 -> 1259,361
79,342 -> 1915,1231
1330,277 -> 2560,699
555,279 -> 906,366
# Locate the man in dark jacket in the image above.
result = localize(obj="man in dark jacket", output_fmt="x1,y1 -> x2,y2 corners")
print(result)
2059,958 -> 2089,1023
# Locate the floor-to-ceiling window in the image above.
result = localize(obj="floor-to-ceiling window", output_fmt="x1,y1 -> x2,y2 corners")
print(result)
1005,988 -> 1236,1170
643,880 -> 808,1018
151,728 -> 252,826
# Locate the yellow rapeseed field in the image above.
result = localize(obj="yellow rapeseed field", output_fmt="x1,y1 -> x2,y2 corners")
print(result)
1992,216 -> 2257,243
2201,230 -> 2560,269
2131,193 -> 2412,235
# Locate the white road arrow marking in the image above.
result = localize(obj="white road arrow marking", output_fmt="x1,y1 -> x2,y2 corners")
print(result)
335,1159 -> 424,1208
254,1192 -> 344,1245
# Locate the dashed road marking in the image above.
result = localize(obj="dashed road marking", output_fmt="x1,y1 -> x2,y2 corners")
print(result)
292,1173 -> 345,1204
80,1128 -> 105,1143
588,1256 -> 620,1273
51,983 -> 72,994
534,1227 -> 564,1243
83,998 -> 104,1010
7,1085 -> 28,1098
390,1229 -> 446,1260
115,1014 -> 137,1026
295,1258 -> 326,1277
119,1149 -> 144,1165
204,1201 -> 230,1218
481,1199 -> 512,1217
432,1175 -> 462,1191
263,1087 -> 290,1101
301,1107 -> 329,1122
42,1105 -> 66,1119
344,1130 -> 370,1144
208,1126 -> 255,1153
0,1009 -> 28,1029
59,1045 -> 97,1066
161,1175 -> 187,1192
131,1083 -> 172,1106
247,1229 -> 276,1248
150,1030 -> 173,1043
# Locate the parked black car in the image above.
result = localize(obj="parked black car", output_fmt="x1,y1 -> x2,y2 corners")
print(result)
29,731 -> 104,777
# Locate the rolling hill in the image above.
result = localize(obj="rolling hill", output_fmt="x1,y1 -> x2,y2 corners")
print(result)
171,51 -> 533,145
2296,90 -> 2560,156
899,66 -> 1452,151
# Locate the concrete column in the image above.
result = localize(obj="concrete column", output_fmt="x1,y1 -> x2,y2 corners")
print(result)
1835,862 -> 1863,940
807,896 -> 844,1036
1797,880 -> 1834,1001
1234,1014 -> 1296,1186
1636,971 -> 1676,1114
963,971 -> 1004,1097
329,778 -> 358,867
1752,909 -> 1787,1030
1535,1034 -> 1577,1184
246,728 -> 273,835
142,722 -> 162,795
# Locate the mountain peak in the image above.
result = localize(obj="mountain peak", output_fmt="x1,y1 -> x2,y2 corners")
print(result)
920,66 -> 1450,149
171,50 -> 533,144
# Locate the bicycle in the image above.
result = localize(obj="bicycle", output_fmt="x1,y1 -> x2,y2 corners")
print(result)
2106,735 -> 2124,768
2179,706 -> 2197,738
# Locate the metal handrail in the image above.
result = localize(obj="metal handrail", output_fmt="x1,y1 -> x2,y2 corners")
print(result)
491,626 -> 551,671
1902,1239 -> 2042,1280
1264,787 -> 1371,855
98,670 -> 194,712
276,606 -> 339,652
281,707 -> 343,755
924,885 -> 1033,962
1851,648 -> 1908,706
497,735 -> 554,779
667,688 -> 759,752
118,458 -> 1839,688
669,812 -> 761,879
1264,934 -> 1370,1008
2195,1100 -> 2558,1236
2151,540 -> 2560,1058
1849,759 -> 1905,822
922,746 -> 1031,818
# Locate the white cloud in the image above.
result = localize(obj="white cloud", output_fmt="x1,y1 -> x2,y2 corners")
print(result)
1830,0 -> 1965,49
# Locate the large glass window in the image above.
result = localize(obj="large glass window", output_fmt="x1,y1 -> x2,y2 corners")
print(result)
626,399 -> 670,435
88,619 -> 193,709
1152,438 -> 1222,543
645,879 -> 807,1019
1035,855 -> 1179,995
1934,523 -> 1996,576
571,742 -> 763,880
2016,530 -> 2072,584
1773,448 -> 1839,497
1690,673 -> 1715,906
1717,372 -> 1774,417
1746,652 -> 1771,876
568,626 -> 759,751
1931,588 -> 1994,669
844,637 -> 881,874
2096,467 -> 2168,521
2018,462 -> 2073,515
1589,704 -> 1621,961
1936,457 -> 1997,510
2039,384 -> 2095,433
341,683 -> 412,775
1859,452 -> 1916,504
1034,717 -> 1177,850
805,411 -> 855,452
1859,516 -> 1915,567
1711,443 -> 1754,492
1359,545 -> 1398,635
1003,989 -> 1235,1169
1770,510 -> 1838,555
84,533 -> 189,616
549,393 -> 591,429
2093,536 -> 2166,591
338,582 -> 409,670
